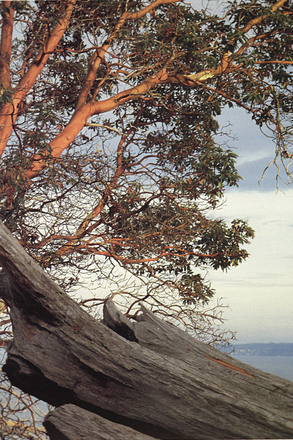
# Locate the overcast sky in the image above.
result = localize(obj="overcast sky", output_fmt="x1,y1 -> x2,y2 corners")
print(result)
183,0 -> 293,345
208,107 -> 293,344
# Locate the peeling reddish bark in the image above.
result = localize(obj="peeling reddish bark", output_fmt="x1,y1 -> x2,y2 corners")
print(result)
0,0 -> 77,157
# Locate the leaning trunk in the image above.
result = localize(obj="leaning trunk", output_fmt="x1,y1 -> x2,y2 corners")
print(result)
0,221 -> 292,439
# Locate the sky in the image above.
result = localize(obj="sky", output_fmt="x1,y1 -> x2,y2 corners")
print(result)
7,0 -> 290,346
207,107 -> 293,344
182,0 -> 293,345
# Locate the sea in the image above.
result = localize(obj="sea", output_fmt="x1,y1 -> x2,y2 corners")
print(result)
231,354 -> 293,382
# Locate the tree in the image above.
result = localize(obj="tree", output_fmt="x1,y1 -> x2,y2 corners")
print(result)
0,0 -> 293,438
0,0 -> 258,319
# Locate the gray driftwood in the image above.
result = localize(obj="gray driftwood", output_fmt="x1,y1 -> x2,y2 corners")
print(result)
44,404 -> 156,440
0,220 -> 293,439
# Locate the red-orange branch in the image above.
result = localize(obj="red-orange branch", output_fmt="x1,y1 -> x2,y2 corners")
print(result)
256,60 -> 293,65
123,0 -> 180,20
0,1 -> 14,88
74,0 -> 177,111
0,0 -> 77,157
15,0 -> 77,103
240,0 -> 288,33
26,67 -> 169,177
77,245 -> 231,265
0,2 -> 15,157
41,240 -> 231,266
40,132 -> 138,260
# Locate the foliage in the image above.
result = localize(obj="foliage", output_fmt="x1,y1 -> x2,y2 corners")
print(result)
0,0 -> 293,435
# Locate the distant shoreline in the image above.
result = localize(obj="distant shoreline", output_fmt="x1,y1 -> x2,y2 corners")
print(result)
224,342 -> 293,357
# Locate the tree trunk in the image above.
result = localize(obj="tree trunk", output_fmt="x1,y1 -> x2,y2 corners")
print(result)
44,404 -> 157,440
0,221 -> 292,439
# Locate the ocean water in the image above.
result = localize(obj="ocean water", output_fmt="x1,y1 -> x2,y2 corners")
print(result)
232,354 -> 293,382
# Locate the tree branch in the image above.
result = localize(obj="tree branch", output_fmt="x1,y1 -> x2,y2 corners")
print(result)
240,0 -> 288,33
0,1 -> 14,88
0,0 -> 77,157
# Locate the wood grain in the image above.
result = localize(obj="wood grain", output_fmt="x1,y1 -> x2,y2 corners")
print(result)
0,221 -> 292,439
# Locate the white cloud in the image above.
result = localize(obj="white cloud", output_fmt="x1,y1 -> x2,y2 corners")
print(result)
208,189 -> 293,343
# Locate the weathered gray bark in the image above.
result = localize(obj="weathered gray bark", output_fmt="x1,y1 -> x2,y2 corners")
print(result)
0,220 -> 293,440
44,404 -> 156,440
